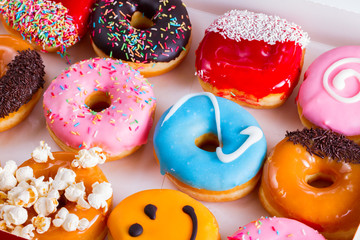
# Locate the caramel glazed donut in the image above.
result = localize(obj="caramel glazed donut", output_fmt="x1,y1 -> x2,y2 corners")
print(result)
90,0 -> 192,77
0,35 -> 45,132
0,142 -> 113,240
259,128 -> 360,240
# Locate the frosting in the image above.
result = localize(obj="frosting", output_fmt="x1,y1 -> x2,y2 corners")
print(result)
0,46 -> 45,119
260,136 -> 360,237
0,0 -> 79,57
195,10 -> 306,103
162,93 -> 263,163
207,10 -> 309,48
43,58 -> 155,158
154,93 -> 267,191
323,58 -> 360,103
0,151 -> 113,239
228,217 -> 325,240
53,0 -> 97,38
107,189 -> 219,240
297,46 -> 360,136
90,0 -> 191,63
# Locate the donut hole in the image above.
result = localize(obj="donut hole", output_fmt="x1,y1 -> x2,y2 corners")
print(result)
306,173 -> 335,188
130,11 -> 154,30
85,91 -> 111,112
195,133 -> 220,152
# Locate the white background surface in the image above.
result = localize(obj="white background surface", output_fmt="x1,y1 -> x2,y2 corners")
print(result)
0,0 -> 359,239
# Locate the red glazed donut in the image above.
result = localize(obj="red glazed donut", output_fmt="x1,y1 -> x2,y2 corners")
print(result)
195,10 -> 310,108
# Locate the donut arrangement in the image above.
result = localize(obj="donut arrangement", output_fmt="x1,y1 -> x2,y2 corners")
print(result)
0,1 -> 360,240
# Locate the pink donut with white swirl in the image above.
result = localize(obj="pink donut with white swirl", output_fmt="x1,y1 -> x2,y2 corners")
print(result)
228,217 -> 325,240
43,58 -> 156,161
297,46 -> 360,142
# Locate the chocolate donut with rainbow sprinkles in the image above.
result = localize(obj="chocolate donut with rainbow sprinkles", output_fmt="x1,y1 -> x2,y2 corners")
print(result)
90,0 -> 192,77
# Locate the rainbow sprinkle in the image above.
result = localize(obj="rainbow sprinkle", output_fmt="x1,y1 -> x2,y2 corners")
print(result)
90,0 -> 191,63
0,0 -> 79,57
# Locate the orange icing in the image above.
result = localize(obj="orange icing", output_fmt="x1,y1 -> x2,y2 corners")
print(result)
107,189 -> 219,240
260,139 -> 360,235
20,152 -> 112,240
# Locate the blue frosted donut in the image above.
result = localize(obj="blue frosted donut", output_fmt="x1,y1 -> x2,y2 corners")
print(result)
153,93 -> 267,201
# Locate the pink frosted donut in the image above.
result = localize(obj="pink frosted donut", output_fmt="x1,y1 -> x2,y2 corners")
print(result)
43,58 -> 156,161
228,217 -> 325,240
297,46 -> 360,142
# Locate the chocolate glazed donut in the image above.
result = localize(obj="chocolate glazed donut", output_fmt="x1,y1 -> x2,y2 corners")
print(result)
90,0 -> 192,64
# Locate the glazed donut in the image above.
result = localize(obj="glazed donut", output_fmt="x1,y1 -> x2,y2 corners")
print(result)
259,128 -> 360,240
228,217 -> 325,240
195,10 -> 310,108
297,45 -> 360,143
0,35 -> 45,132
0,142 -> 112,240
43,58 -> 156,161
90,0 -> 192,77
107,189 -> 220,240
0,0 -> 95,56
153,93 -> 267,202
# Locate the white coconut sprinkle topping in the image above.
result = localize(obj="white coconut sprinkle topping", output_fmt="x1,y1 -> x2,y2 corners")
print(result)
206,10 -> 310,48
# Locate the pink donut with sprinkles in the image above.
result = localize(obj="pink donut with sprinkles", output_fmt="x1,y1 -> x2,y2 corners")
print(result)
228,217 -> 325,240
43,58 -> 156,161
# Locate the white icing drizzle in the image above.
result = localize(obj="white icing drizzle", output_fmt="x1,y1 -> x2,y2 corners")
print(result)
323,58 -> 360,103
206,10 -> 310,48
162,93 -> 222,144
161,93 -> 263,163
216,126 -> 263,163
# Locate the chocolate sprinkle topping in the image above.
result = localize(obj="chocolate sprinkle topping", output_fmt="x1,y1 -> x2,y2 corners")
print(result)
286,128 -> 360,164
0,50 -> 45,118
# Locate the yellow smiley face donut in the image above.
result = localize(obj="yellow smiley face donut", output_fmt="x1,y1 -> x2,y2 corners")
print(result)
107,189 -> 220,240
